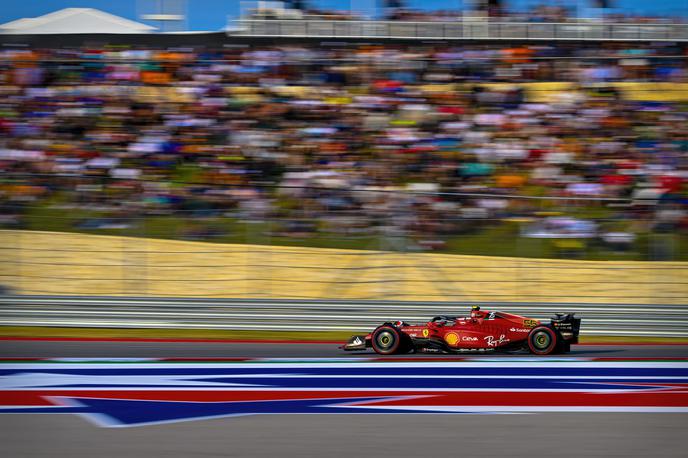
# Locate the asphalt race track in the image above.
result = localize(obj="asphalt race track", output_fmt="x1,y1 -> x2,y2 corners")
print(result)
3,413 -> 687,458
2,340 -> 688,359
1,341 -> 688,457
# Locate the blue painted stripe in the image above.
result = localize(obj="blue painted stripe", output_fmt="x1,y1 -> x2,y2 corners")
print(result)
178,377 -> 684,390
8,378 -> 686,390
1,367 -> 686,377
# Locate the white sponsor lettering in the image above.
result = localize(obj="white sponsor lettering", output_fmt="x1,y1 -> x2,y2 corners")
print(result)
484,334 -> 510,347
509,328 -> 530,333
461,336 -> 478,342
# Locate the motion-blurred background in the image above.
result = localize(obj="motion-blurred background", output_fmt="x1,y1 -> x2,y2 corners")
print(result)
0,0 -> 687,306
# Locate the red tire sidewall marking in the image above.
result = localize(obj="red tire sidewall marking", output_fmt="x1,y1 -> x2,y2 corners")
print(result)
528,326 -> 558,355
371,326 -> 401,355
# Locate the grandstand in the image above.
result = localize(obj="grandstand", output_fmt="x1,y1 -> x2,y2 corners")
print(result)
0,3 -> 686,300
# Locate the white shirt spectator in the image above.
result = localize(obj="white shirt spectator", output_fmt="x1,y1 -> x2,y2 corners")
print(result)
566,182 -> 604,196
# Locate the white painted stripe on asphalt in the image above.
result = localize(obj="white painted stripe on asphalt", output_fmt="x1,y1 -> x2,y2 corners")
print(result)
1,362 -> 687,370
48,358 -> 159,362
336,405 -> 688,413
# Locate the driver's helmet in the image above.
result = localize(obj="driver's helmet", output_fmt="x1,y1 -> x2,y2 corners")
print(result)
470,305 -> 484,320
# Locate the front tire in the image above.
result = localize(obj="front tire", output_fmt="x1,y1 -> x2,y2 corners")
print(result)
371,326 -> 403,355
527,326 -> 559,355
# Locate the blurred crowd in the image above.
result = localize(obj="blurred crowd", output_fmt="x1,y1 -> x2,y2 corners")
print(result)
0,42 -> 687,254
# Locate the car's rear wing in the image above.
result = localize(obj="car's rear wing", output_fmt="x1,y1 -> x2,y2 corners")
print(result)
551,313 -> 581,344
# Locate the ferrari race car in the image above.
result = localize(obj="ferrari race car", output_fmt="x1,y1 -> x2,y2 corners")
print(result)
342,306 -> 581,355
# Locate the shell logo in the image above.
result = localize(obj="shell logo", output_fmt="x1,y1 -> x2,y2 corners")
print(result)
444,332 -> 459,346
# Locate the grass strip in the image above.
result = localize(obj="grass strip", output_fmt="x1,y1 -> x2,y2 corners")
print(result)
0,326 -> 349,342
1,326 -> 687,344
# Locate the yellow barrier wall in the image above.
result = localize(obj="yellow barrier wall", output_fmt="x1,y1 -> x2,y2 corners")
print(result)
1,230 -> 686,304
31,83 -> 688,104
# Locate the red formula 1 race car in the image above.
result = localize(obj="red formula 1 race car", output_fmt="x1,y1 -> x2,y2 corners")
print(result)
342,306 -> 581,355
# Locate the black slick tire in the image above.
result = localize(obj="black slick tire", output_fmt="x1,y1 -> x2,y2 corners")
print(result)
527,326 -> 559,355
371,326 -> 402,355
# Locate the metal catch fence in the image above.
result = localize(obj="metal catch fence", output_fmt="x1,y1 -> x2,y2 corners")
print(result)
1,296 -> 686,337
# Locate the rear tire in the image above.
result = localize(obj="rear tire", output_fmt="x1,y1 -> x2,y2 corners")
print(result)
528,326 -> 559,355
371,326 -> 403,355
